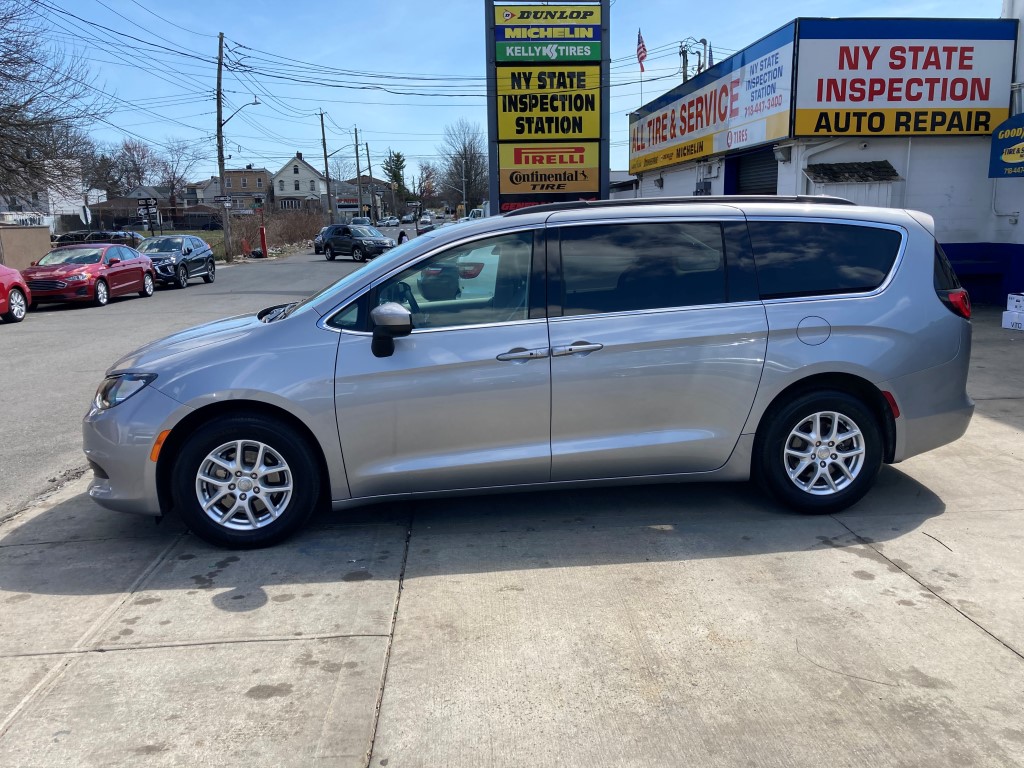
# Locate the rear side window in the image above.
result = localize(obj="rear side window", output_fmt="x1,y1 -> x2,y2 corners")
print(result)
933,242 -> 961,290
559,222 -> 726,315
747,221 -> 902,299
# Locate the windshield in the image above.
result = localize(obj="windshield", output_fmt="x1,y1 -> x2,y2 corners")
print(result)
138,237 -> 183,253
352,227 -> 382,238
281,229 -> 443,318
38,248 -> 103,265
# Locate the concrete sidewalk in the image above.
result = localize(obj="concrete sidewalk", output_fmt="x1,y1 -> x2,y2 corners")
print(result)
0,307 -> 1021,767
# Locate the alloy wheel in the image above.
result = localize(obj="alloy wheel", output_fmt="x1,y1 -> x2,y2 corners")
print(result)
783,411 -> 865,495
194,439 -> 295,531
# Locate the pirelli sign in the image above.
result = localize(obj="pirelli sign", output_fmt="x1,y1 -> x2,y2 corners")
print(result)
487,2 -> 609,212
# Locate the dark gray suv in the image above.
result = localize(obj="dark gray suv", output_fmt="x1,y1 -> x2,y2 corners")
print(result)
323,224 -> 396,262
84,196 -> 973,548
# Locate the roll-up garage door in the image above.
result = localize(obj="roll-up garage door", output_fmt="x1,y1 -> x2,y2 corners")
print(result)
736,149 -> 778,194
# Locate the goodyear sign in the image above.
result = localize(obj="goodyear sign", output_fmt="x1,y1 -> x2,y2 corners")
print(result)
794,19 -> 1016,136
488,2 -> 607,213
989,113 -> 1024,178
629,25 -> 794,174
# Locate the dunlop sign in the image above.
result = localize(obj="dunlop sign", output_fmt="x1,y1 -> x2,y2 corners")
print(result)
794,18 -> 1016,136
488,2 -> 608,213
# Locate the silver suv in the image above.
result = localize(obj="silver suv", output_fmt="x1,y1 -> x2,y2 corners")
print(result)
84,196 -> 974,547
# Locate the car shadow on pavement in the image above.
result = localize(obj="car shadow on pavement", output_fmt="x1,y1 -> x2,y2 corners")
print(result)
0,465 -> 944,605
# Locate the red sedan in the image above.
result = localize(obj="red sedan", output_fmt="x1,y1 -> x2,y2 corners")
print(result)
23,244 -> 155,308
0,263 -> 31,323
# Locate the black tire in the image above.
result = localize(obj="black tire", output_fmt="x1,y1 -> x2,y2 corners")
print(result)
352,246 -> 365,263
175,265 -> 189,289
203,260 -> 216,283
314,245 -> 322,254
139,272 -> 154,298
171,414 -> 321,548
94,279 -> 109,307
29,301 -> 38,311
2,287 -> 27,322
325,246 -> 336,261
756,390 -> 882,514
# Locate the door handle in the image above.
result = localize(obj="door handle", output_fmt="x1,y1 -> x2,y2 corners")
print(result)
496,347 -> 549,362
551,341 -> 603,357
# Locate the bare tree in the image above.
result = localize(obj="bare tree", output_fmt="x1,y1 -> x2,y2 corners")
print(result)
329,156 -> 355,186
156,138 -> 206,215
0,1 -> 111,196
417,161 -> 440,208
437,119 -> 488,209
114,139 -> 161,192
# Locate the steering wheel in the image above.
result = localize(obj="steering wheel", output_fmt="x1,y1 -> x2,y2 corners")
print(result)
383,281 -> 420,314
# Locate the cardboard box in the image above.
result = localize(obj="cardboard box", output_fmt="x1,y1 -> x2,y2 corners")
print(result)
1008,293 -> 1024,311
1003,310 -> 1024,331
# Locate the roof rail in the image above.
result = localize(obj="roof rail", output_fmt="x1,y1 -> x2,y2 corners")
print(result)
503,195 -> 856,217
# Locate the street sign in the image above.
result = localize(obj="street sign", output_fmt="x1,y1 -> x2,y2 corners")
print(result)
223,201 -> 232,209
213,195 -> 230,202
137,197 -> 157,206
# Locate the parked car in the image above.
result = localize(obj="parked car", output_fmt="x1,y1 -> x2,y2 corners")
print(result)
323,224 -> 396,263
377,216 -> 400,228
83,196 -> 974,548
350,217 -> 372,226
0,263 -> 31,323
84,230 -> 146,247
137,235 -> 215,288
400,214 -> 415,224
24,243 -> 155,307
313,226 -> 329,255
54,230 -> 91,245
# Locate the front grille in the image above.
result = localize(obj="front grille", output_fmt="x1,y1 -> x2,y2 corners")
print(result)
28,279 -> 66,291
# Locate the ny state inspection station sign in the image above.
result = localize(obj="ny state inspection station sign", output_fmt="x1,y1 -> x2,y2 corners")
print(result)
488,2 -> 609,212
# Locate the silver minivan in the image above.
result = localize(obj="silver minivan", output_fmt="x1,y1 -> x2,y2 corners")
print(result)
84,197 -> 974,547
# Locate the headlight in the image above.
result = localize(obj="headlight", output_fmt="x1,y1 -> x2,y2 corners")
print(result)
94,373 -> 156,410
65,274 -> 88,282
387,239 -> 396,247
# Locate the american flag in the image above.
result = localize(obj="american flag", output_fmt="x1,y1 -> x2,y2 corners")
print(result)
637,29 -> 647,72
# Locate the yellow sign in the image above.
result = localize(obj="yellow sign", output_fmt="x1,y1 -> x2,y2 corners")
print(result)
794,107 -> 1006,136
497,66 -> 600,139
494,5 -> 600,25
499,142 -> 599,193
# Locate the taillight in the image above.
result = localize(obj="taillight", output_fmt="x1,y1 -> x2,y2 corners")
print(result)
938,287 -> 971,320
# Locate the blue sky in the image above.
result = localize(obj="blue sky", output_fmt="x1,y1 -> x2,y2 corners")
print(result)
32,0 -> 1005,179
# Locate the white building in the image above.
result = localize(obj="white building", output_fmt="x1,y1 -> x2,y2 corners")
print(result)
628,3 -> 1024,303
272,152 -> 327,211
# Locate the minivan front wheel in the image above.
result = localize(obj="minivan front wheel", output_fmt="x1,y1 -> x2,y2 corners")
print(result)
171,415 -> 321,548
757,391 -> 882,514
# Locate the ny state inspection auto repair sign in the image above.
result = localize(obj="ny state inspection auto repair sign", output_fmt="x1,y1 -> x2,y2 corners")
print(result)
489,3 -> 608,212
794,18 -> 1016,136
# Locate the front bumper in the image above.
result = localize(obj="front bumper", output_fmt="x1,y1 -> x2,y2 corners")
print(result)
83,385 -> 191,516
150,261 -> 179,281
27,282 -> 94,302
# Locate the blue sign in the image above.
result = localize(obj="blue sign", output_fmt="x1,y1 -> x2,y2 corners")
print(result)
989,113 -> 1024,178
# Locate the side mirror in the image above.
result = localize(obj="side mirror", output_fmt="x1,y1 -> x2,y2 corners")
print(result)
370,302 -> 413,358
30,261 -> 37,267
107,258 -> 121,265
184,246 -> 193,255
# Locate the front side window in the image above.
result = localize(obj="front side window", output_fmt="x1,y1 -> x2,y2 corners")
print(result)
747,221 -> 903,299
370,232 -> 534,330
241,177 -> 248,188
310,180 -> 316,192
225,178 -> 232,188
559,222 -> 726,316
278,180 -> 284,191
294,180 -> 300,191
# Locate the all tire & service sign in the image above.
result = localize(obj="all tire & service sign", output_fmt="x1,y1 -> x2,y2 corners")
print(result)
629,24 -> 795,175
487,2 -> 610,213
794,18 -> 1016,137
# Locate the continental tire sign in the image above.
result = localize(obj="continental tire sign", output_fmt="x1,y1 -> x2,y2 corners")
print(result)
488,2 -> 609,212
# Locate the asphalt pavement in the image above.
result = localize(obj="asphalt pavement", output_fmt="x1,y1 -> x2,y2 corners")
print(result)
0,249 -> 1022,766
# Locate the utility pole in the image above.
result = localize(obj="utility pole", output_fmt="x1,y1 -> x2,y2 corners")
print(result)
216,32 -> 233,261
365,142 -> 375,220
320,111 -> 334,225
354,126 -> 363,220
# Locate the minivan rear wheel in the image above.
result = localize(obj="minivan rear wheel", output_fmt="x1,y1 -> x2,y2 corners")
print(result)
757,390 -> 882,514
171,414 -> 321,548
